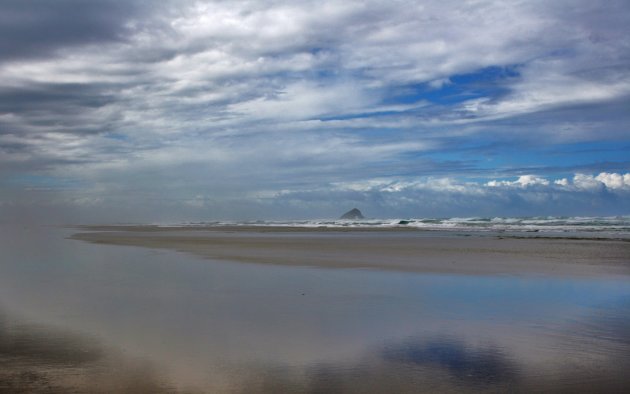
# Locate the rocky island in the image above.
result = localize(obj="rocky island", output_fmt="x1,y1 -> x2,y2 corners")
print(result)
340,208 -> 364,220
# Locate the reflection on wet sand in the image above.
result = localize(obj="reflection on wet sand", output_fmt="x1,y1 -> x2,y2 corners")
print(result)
0,311 -> 173,393
230,325 -> 630,394
382,337 -> 518,386
2,304 -> 630,393
230,337 -> 520,393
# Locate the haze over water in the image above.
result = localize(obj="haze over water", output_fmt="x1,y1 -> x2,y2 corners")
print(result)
1,225 -> 629,392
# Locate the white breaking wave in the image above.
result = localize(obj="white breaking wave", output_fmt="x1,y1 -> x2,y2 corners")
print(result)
167,216 -> 630,236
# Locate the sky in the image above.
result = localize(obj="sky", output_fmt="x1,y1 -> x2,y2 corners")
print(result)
0,0 -> 629,223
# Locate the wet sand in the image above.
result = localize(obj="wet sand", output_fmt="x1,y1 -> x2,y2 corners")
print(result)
0,312 -> 174,393
70,226 -> 630,277
2,225 -> 629,392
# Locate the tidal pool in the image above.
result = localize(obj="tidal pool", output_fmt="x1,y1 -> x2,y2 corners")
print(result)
1,225 -> 629,392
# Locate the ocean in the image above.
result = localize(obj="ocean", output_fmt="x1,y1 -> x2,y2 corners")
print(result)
162,216 -> 630,238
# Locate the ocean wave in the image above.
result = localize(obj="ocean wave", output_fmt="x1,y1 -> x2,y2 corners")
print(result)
165,216 -> 630,235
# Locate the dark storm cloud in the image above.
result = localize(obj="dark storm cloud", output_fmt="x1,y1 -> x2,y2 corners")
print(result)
0,82 -> 116,115
0,0 -> 148,62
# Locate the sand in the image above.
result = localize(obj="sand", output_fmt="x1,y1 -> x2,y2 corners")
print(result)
70,226 -> 630,277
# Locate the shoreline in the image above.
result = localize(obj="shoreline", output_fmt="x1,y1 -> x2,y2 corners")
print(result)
68,224 -> 630,241
69,226 -> 630,278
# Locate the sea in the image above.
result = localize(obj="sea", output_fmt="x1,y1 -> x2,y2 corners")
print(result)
165,215 -> 630,238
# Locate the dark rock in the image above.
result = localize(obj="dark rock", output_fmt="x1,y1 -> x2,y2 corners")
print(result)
340,208 -> 364,220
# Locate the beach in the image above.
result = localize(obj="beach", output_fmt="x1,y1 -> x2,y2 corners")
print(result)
1,224 -> 629,392
70,226 -> 630,277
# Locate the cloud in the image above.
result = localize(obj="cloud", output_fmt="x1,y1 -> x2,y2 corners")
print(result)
485,172 -> 630,192
487,175 -> 550,188
572,172 -> 630,191
3,1 -> 628,140
334,172 -> 630,195
2,171 -> 629,222
0,1 -> 629,221
0,0 -> 155,62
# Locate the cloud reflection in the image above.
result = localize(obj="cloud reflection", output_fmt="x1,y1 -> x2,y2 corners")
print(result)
230,335 -> 520,393
382,336 -> 518,385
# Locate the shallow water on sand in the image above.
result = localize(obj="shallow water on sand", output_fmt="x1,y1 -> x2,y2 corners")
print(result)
1,225 -> 629,392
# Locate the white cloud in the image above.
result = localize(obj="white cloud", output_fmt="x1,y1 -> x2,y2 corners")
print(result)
462,63 -> 630,120
330,172 -> 630,203
486,175 -> 549,188
481,172 -> 630,192
573,173 -> 607,190
570,172 -> 630,191
228,81 -> 370,121
482,172 -> 630,192
595,172 -> 630,190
